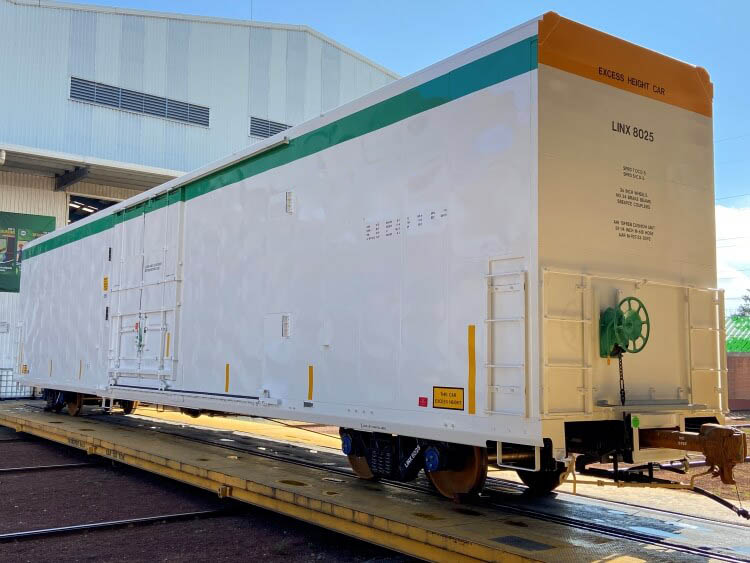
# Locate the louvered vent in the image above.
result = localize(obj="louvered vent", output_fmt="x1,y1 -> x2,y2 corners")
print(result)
249,116 -> 291,139
70,77 -> 209,127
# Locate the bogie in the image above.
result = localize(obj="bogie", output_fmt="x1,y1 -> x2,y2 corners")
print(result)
65,392 -> 84,417
120,400 -> 139,415
340,428 -> 488,500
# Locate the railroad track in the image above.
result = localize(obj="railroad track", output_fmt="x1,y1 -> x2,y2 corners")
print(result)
82,409 -> 748,563
0,508 -> 234,543
0,426 -> 404,562
0,462 -> 96,474
0,435 -> 246,545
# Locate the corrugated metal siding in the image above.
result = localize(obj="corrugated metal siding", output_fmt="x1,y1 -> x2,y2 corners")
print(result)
0,171 -> 67,369
0,171 -> 67,225
0,0 -> 397,169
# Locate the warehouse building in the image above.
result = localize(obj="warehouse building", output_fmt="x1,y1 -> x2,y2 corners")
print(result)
0,0 -> 397,387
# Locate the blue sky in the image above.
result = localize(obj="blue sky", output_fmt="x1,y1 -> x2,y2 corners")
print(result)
75,0 -> 750,306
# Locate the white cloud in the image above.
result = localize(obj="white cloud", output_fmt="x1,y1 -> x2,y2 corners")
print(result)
716,205 -> 750,314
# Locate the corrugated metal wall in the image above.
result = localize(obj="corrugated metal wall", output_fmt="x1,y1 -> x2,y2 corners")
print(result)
0,172 -> 68,225
0,0 -> 397,173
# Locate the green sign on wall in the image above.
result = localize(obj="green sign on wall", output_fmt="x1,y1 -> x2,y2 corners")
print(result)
0,212 -> 56,293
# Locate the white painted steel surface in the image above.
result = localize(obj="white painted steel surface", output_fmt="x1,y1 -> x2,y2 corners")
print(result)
16,16 -> 723,458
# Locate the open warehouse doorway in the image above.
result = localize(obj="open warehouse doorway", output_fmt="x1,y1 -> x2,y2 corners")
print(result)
68,194 -> 120,225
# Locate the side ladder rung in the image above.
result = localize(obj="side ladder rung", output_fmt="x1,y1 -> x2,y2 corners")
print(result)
485,317 -> 524,323
544,316 -> 591,324
488,385 -> 521,394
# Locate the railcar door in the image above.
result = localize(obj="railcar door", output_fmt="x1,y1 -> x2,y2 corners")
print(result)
108,193 -> 184,387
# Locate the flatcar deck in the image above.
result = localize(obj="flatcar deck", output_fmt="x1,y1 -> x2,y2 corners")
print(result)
0,400 -> 747,562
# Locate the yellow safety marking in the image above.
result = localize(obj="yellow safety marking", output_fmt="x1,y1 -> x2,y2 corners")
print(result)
102,276 -> 109,292
538,12 -> 713,117
433,386 -> 464,410
307,365 -> 314,401
78,359 -> 83,380
165,332 -> 171,358
225,363 -> 230,393
49,359 -> 52,377
468,324 -> 476,414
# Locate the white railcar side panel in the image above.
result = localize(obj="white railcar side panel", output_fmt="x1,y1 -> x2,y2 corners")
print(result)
169,72 -> 539,443
19,20 -> 544,447
20,228 -> 111,392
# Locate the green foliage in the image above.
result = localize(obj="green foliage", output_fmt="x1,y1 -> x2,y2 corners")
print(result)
738,290 -> 750,317
727,314 -> 750,353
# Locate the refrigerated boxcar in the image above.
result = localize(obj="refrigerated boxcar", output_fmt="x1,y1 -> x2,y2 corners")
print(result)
17,13 -> 744,497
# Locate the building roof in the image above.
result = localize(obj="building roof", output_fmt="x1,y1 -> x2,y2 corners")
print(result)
727,315 -> 750,354
4,0 -> 399,80
0,144 -> 181,192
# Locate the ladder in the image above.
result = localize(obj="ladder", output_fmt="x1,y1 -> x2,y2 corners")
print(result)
541,270 -> 593,415
485,268 -> 527,416
686,287 -> 727,410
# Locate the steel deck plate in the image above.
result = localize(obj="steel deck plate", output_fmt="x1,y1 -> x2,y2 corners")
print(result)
0,400 -> 746,562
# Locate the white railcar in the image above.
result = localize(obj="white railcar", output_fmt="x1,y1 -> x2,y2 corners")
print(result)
17,13 -> 744,497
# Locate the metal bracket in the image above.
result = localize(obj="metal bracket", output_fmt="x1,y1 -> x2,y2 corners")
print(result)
55,166 -> 89,191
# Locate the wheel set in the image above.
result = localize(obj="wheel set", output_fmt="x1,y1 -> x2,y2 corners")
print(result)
43,390 -> 139,417
340,428 -> 563,500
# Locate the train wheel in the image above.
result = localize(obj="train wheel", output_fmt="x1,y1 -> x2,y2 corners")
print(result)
425,446 -> 488,500
517,464 -> 566,495
347,455 -> 378,480
66,393 -> 84,417
45,390 -> 64,413
121,400 -> 139,415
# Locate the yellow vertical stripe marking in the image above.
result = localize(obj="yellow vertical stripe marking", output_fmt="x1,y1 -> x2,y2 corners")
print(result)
165,332 -> 171,357
225,363 -> 230,393
78,359 -> 83,380
307,365 -> 314,401
468,325 -> 476,414
49,359 -> 52,378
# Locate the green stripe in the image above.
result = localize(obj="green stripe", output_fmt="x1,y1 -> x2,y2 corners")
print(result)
24,35 -> 538,260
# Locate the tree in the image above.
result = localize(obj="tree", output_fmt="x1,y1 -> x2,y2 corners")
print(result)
738,290 -> 750,316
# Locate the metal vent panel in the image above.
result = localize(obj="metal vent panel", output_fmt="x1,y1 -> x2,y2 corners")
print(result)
249,116 -> 291,139
166,100 -> 189,121
143,94 -> 166,118
70,77 -> 95,102
70,77 -> 209,127
188,105 -> 210,127
120,89 -> 144,112
94,83 -> 120,107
